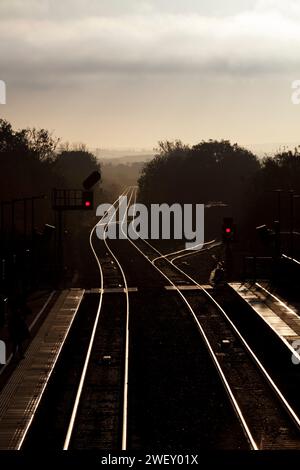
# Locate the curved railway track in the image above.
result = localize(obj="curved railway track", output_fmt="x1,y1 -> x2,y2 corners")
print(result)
122,186 -> 300,450
21,185 -> 300,450
22,189 -> 131,450
64,187 -> 132,450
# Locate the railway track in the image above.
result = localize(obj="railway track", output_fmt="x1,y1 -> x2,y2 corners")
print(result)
122,186 -> 300,449
22,189 -> 131,450
113,191 -> 249,449
64,187 -> 133,449
211,284 -> 300,421
21,185 -> 300,450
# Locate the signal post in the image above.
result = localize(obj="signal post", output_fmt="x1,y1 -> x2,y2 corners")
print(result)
222,217 -> 236,281
52,170 -> 101,281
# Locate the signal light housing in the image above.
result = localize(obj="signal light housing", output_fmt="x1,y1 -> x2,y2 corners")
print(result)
222,217 -> 235,242
82,190 -> 93,210
82,170 -> 101,190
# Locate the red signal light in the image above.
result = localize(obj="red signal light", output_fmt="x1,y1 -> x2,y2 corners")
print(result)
222,218 -> 235,243
82,190 -> 93,209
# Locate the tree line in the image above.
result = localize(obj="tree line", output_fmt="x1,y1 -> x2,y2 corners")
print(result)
138,140 -> 300,252
0,119 -> 102,291
0,119 -> 101,232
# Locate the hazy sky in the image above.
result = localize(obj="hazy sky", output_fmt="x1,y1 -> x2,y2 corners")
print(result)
0,0 -> 300,150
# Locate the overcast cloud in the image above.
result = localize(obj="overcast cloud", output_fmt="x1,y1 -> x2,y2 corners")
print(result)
0,0 -> 299,88
0,0 -> 299,148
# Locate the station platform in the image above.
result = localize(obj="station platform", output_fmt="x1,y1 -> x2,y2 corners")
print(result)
230,282 -> 300,357
0,288 -> 84,449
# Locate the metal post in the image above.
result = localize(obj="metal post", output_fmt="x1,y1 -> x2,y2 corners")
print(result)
270,189 -> 283,255
277,191 -> 282,254
290,190 -> 294,258
57,209 -> 63,278
224,242 -> 233,281
291,194 -> 300,259
277,190 -> 281,223
0,202 -> 4,246
24,198 -> 27,239
31,197 -> 35,242
11,200 -> 15,242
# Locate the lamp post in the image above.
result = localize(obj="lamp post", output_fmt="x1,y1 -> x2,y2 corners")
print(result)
0,201 -> 10,248
30,195 -> 46,242
290,192 -> 300,259
270,189 -> 284,256
272,189 -> 284,228
0,195 -> 46,293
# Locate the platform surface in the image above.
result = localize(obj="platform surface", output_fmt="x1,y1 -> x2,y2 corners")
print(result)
230,282 -> 300,352
0,289 -> 84,449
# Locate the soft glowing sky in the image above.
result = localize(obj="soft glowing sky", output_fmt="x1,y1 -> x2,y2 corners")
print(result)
0,0 -> 300,150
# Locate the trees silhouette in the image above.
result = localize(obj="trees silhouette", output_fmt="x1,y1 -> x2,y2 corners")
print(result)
0,119 -> 60,201
139,139 -> 259,209
138,140 -> 300,255
0,119 -> 102,204
138,140 -> 260,244
260,147 -> 300,192
53,148 -> 100,188
3,114 -> 300,273
0,120 -> 102,291
249,148 -> 300,248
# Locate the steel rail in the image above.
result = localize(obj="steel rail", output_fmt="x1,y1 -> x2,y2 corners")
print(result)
122,187 -> 258,450
63,188 -> 130,450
